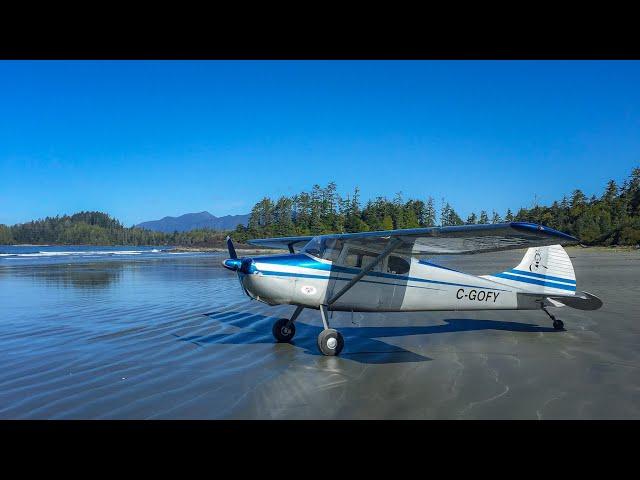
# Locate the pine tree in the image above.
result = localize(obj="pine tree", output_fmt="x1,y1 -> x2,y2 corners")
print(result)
505,208 -> 514,222
424,197 -> 436,226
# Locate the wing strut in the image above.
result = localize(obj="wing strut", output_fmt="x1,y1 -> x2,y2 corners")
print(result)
326,237 -> 403,307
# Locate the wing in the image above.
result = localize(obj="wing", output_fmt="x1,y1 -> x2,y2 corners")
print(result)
247,235 -> 314,252
247,222 -> 578,256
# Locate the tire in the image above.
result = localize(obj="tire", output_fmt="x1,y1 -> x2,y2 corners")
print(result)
272,318 -> 296,342
553,319 -> 565,331
317,329 -> 344,356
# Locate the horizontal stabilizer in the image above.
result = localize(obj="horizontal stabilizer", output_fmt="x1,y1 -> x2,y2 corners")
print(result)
517,291 -> 603,310
548,291 -> 603,310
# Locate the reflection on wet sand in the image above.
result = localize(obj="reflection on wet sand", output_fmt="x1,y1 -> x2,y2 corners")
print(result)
23,264 -> 124,289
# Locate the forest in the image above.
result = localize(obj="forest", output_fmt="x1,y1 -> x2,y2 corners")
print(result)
231,166 -> 640,246
0,211 -> 231,247
1,166 -> 639,247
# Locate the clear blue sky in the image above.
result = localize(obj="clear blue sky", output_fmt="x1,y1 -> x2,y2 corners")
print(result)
1,60 -> 639,226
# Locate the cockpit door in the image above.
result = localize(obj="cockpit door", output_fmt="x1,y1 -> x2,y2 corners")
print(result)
326,245 -> 383,310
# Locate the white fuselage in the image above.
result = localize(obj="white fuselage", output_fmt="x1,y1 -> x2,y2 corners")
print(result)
238,253 -> 539,312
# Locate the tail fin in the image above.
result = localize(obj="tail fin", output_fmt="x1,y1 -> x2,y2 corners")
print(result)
482,244 -> 576,295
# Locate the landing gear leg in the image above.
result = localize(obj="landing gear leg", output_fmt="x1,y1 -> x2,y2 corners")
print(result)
317,304 -> 344,356
272,305 -> 304,342
541,305 -> 564,331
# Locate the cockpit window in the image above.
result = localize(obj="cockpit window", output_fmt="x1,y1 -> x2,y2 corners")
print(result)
302,237 -> 322,257
322,238 -> 343,262
302,237 -> 344,261
342,248 -> 380,271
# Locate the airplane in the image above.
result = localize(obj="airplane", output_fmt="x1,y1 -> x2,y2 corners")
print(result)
222,222 -> 603,356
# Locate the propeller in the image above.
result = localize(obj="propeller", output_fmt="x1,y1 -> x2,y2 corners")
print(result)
223,236 -> 242,271
226,236 -> 237,259
222,236 -> 255,274
222,237 -> 255,299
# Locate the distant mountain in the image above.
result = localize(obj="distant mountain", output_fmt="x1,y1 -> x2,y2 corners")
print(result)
136,211 -> 250,233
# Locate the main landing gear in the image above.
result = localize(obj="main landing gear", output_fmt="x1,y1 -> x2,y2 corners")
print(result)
271,305 -> 345,356
317,305 -> 344,356
541,305 -> 564,331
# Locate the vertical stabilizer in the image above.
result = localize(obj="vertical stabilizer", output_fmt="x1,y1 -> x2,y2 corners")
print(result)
481,244 -> 576,295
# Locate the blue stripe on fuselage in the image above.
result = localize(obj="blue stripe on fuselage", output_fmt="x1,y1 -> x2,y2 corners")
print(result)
253,254 -> 508,291
490,273 -> 576,291
508,269 -> 576,284
418,260 -> 462,273
260,270 -> 441,291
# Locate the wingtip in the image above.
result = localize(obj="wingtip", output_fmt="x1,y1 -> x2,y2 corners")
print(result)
510,221 -> 579,243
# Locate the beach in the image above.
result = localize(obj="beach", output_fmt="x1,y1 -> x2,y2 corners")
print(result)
0,246 -> 638,419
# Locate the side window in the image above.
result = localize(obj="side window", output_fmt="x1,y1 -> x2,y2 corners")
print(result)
341,248 -> 381,271
387,255 -> 410,275
360,254 -> 378,270
344,253 -> 360,267
323,239 -> 344,262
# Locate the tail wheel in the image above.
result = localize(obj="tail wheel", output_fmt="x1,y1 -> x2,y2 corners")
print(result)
317,329 -> 344,356
272,318 -> 296,342
553,319 -> 565,330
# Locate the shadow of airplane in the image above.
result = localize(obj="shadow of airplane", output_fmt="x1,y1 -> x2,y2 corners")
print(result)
173,310 -> 556,365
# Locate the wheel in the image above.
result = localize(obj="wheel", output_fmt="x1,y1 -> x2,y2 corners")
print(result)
317,329 -> 344,356
272,318 -> 296,342
553,319 -> 565,330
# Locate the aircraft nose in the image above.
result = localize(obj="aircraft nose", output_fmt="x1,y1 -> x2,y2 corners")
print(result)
222,258 -> 256,274
222,258 -> 242,271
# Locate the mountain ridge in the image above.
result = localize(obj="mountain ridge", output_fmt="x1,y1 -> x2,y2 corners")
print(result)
136,211 -> 249,232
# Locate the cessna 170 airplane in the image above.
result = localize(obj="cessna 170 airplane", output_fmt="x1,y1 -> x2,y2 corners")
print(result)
222,222 -> 602,356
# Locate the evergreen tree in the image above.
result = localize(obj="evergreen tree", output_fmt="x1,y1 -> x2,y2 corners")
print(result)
505,209 -> 514,222
424,197 -> 436,227
441,202 -> 463,226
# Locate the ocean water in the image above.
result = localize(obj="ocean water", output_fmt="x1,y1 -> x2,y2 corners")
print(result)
0,245 -> 262,418
0,246 -> 638,419
0,245 -> 188,265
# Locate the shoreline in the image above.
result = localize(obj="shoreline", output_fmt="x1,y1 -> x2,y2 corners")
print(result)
161,246 -> 283,255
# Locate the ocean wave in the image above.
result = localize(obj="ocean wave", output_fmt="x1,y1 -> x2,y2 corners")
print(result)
0,250 -> 160,258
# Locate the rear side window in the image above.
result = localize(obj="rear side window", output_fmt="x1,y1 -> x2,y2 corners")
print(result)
387,255 -> 410,275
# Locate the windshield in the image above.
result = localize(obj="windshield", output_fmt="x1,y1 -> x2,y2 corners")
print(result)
302,237 -> 323,257
302,237 -> 344,261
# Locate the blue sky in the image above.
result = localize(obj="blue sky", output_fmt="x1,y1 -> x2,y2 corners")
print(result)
1,60 -> 639,226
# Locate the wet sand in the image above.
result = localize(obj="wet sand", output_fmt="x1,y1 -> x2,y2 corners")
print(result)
0,249 -> 638,419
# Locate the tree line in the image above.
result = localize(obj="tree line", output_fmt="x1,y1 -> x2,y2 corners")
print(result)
1,166 -> 639,247
232,166 -> 640,246
0,211 -> 233,247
